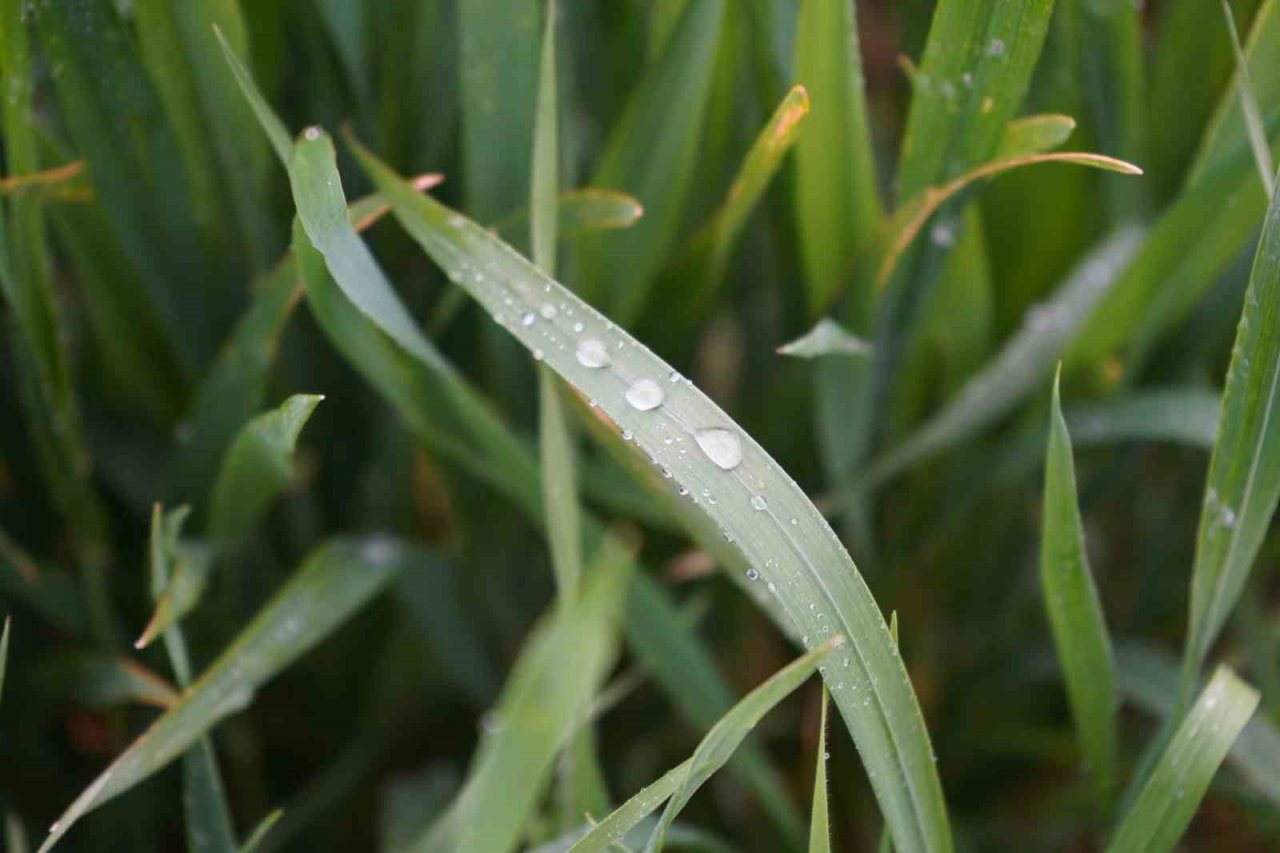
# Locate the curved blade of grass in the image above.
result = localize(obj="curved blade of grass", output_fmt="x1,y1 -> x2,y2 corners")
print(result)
1040,372 -> 1116,808
42,652 -> 179,709
239,808 -> 283,853
809,688 -> 831,853
878,152 -> 1141,288
569,638 -> 838,853
579,0 -> 725,320
412,535 -> 634,853
853,227 -> 1144,493
351,139 -> 953,853
1116,643 -> 1280,807
779,318 -> 872,360
37,536 -> 411,853
1183,160 -> 1280,679
992,114 -> 1076,160
207,394 -> 323,544
1103,666 -> 1258,853
645,84 -> 810,339
793,0 -> 882,316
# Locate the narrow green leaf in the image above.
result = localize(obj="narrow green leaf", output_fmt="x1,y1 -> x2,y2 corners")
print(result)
0,528 -> 87,638
1183,160 -> 1280,678
313,0 -> 369,102
0,615 -> 9,705
1064,389 -> 1222,450
579,0 -> 725,321
5,812 -> 27,853
40,652 -> 179,709
778,318 -> 872,360
1040,372 -> 1116,807
239,809 -> 283,853
793,0 -> 882,315
207,394 -> 323,544
493,189 -> 646,243
414,535 -> 634,853
531,0 -> 559,275
991,114 -> 1077,160
1219,0 -> 1275,195
1104,667 -> 1259,853
37,536 -> 411,852
855,227 -> 1143,492
808,689 -> 832,853
569,637 -> 839,853
213,25 -> 291,166
351,139 -> 953,853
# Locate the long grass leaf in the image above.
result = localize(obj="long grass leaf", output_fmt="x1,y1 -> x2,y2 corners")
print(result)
350,138 -> 952,853
793,0 -> 882,315
808,688 -> 831,853
1219,0 -> 1275,195
1183,159 -> 1280,678
37,536 -> 413,852
0,615 -> 9,705
1040,372 -> 1116,807
414,536 -> 634,853
1103,666 -> 1259,852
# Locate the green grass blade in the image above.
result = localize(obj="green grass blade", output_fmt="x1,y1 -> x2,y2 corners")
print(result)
793,0 -> 882,316
531,0 -> 559,275
239,809 -> 283,853
214,26 -> 290,165
413,535 -> 635,853
569,637 -> 838,853
1183,159 -> 1280,678
41,652 -> 180,709
1040,372 -> 1116,808
37,536 -> 412,852
1064,389 -> 1222,450
314,0 -> 369,102
991,114 -> 1077,160
579,0 -> 725,321
351,139 -> 953,853
808,688 -> 831,853
1219,0 -> 1275,195
207,394 -> 323,544
778,318 -> 872,360
855,227 -> 1144,492
1116,643 -> 1280,808
493,189 -> 646,244
0,614 -> 9,705
1103,666 -> 1259,853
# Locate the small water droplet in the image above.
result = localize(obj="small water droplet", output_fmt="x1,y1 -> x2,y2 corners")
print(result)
539,303 -> 558,319
751,495 -> 768,511
668,370 -> 681,383
625,378 -> 665,411
575,338 -> 610,368
930,221 -> 955,247
987,37 -> 1005,56
521,312 -> 536,327
621,429 -> 633,441
303,126 -> 322,141
572,321 -> 584,332
746,568 -> 759,581
695,428 -> 743,470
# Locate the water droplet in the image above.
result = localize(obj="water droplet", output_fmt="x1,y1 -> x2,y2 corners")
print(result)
621,429 -> 633,441
1221,506 -> 1236,528
572,321 -> 584,332
532,348 -> 544,361
303,126 -> 321,141
575,338 -> 610,368
625,378 -> 665,411
987,38 -> 1005,56
746,568 -> 759,581
521,312 -> 536,327
668,370 -> 681,383
930,221 -> 955,247
695,428 -> 743,470
481,710 -> 504,733
751,495 -> 768,511
539,303 -> 557,319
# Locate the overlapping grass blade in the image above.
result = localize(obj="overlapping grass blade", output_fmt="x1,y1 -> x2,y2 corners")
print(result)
992,114 -> 1076,160
1219,0 -> 1275,195
850,227 -> 1143,494
568,638 -> 839,853
808,688 -> 832,853
207,394 -> 323,544
579,0 -> 725,320
411,536 -> 634,853
1040,373 -> 1116,808
792,0 -> 881,316
37,536 -> 413,852
1103,667 -> 1259,852
1116,643 -> 1280,808
1182,159 -> 1280,679
350,139 -> 952,853
239,809 -> 283,853
1063,389 -> 1221,450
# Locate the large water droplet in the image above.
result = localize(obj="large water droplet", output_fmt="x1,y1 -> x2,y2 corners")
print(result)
695,428 -> 743,470
751,495 -> 768,511
521,312 -> 536,327
575,338 -> 609,368
625,378 -> 664,411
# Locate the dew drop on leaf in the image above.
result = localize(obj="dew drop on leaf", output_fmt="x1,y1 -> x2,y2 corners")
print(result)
695,428 -> 743,470
625,378 -> 664,411
575,338 -> 610,368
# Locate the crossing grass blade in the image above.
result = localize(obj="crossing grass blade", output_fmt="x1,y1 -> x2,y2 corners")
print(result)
991,114 -> 1077,160
1182,158 -> 1280,680
792,0 -> 882,316
568,638 -> 840,853
349,138 -> 953,853
37,536 -> 413,852
410,535 -> 634,853
1103,667 -> 1259,853
808,688 -> 832,853
1040,372 -> 1116,809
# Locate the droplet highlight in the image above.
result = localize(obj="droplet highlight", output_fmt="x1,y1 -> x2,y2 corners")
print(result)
625,378 -> 665,411
695,428 -> 743,470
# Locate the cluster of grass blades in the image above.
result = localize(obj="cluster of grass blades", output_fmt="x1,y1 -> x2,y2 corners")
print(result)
0,0 -> 1279,851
